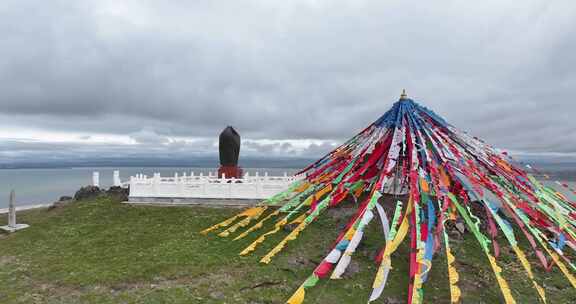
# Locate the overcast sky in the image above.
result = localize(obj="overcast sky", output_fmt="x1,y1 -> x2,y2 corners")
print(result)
1,0 -> 575,165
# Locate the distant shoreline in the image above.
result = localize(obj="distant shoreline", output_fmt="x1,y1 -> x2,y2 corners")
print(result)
533,172 -> 576,182
0,157 -> 316,170
0,203 -> 53,215
2,178 -> 574,215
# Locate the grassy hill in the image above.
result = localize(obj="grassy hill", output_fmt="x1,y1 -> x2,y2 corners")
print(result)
0,195 -> 574,303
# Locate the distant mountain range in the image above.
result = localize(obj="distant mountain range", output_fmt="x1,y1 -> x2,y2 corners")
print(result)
0,156 -> 316,169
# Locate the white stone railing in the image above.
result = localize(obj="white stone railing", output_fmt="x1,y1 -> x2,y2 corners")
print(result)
128,171 -> 304,200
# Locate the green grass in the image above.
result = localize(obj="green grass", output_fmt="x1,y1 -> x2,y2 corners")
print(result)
0,195 -> 574,303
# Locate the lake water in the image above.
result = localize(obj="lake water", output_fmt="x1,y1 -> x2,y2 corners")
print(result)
0,167 -> 299,208
0,167 -> 574,209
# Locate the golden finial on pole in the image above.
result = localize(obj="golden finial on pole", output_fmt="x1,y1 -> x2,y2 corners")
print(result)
400,89 -> 408,100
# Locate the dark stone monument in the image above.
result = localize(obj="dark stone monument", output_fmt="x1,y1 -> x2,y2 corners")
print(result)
217,126 -> 243,178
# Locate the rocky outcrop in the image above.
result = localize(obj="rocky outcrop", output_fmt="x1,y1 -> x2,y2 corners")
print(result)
106,186 -> 129,201
58,196 -> 73,202
73,186 -> 103,201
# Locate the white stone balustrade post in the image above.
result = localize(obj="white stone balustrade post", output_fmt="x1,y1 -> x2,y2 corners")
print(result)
256,177 -> 262,197
229,177 -> 235,198
201,179 -> 207,196
153,173 -> 161,197
92,172 -> 100,187
113,170 -> 121,187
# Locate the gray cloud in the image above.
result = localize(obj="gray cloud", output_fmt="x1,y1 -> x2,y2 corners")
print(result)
1,0 -> 576,164
0,137 -> 325,167
129,128 -> 169,145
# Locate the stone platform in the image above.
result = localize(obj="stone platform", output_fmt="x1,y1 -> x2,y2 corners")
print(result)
0,223 -> 30,233
123,197 -> 260,208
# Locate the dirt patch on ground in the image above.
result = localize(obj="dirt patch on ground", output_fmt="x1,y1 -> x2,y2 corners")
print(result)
0,255 -> 18,266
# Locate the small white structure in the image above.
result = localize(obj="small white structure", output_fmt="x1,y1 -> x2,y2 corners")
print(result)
91,171 -> 128,188
113,170 -> 121,187
92,172 -> 100,188
128,171 -> 303,202
1,190 -> 30,233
